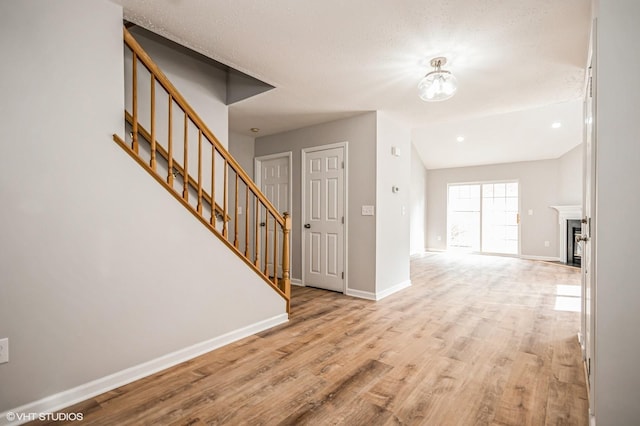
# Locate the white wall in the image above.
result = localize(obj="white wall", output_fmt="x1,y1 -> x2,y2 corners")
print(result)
426,158 -> 565,258
375,113 -> 411,292
559,144 -> 583,205
0,0 -> 284,413
593,0 -> 640,423
410,144 -> 428,255
255,113 -> 377,293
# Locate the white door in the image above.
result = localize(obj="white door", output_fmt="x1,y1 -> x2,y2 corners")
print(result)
302,145 -> 345,292
256,154 -> 291,277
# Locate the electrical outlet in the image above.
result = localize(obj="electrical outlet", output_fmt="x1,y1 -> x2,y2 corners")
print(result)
0,338 -> 8,364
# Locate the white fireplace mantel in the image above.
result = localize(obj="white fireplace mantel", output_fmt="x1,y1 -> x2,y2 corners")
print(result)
550,205 -> 583,263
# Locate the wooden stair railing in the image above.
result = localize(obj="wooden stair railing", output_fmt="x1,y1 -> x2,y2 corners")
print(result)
113,27 -> 291,313
123,111 -> 231,223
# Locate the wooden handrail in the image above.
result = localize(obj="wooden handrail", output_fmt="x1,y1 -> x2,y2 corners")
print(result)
117,27 -> 291,313
123,28 -> 284,227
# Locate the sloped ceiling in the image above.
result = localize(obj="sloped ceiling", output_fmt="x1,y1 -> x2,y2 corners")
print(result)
114,0 -> 592,169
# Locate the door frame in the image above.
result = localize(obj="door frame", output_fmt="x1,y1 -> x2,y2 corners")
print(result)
301,142 -> 348,293
581,20 -> 597,417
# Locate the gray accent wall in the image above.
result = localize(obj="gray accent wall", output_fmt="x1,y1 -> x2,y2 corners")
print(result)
255,113 -> 378,293
0,0 -> 284,412
128,26 -> 229,147
229,132 -> 256,180
255,112 -> 412,296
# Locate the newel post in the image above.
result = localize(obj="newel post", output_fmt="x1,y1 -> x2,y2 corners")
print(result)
282,212 -> 292,314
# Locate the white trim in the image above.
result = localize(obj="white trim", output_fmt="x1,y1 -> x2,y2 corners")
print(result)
550,205 -> 582,263
345,288 -> 376,301
301,142 -> 348,294
346,280 -> 411,301
376,280 -> 412,300
0,314 -> 288,426
520,254 -> 562,262
425,247 -> 446,253
291,278 -> 304,287
422,250 -> 560,263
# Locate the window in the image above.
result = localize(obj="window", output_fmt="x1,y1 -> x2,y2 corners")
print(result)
447,184 -> 480,251
447,182 -> 519,255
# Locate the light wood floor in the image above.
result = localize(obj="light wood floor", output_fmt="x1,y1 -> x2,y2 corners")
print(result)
36,253 -> 588,425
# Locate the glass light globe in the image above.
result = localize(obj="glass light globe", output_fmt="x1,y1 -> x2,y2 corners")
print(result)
418,70 -> 458,102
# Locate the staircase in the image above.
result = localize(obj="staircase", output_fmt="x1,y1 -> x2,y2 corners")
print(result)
113,28 -> 291,313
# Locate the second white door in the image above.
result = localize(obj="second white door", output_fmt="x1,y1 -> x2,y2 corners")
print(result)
256,154 -> 291,277
303,145 -> 345,292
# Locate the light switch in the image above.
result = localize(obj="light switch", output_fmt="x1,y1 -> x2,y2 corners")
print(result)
361,205 -> 375,216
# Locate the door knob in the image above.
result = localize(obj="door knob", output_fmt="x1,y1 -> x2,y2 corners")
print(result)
577,234 -> 589,242
304,224 -> 311,229
260,222 -> 266,227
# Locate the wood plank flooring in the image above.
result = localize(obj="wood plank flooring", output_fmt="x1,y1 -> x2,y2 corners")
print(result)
34,253 -> 588,425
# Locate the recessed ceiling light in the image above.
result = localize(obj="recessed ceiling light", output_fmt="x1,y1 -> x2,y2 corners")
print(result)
456,136 -> 465,142
250,127 -> 260,133
551,122 -> 562,129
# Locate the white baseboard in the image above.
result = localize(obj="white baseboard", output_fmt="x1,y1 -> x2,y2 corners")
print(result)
520,255 -> 561,262
421,250 -> 561,263
345,288 -> 376,300
291,278 -> 304,287
376,280 -> 411,300
346,280 -> 411,301
0,313 -> 288,426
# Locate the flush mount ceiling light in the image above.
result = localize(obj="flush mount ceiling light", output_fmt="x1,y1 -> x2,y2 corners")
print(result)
418,57 -> 458,102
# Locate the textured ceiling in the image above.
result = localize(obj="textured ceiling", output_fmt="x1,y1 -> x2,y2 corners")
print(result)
114,0 -> 592,169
